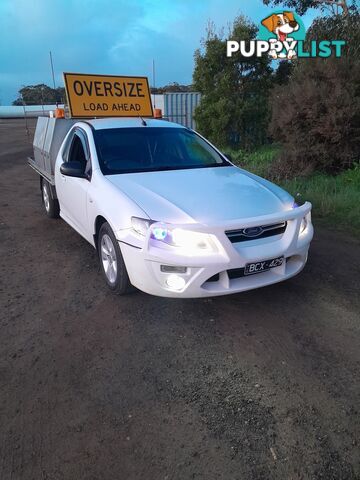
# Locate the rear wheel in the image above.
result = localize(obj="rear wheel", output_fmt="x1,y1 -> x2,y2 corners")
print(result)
98,222 -> 131,294
41,178 -> 59,218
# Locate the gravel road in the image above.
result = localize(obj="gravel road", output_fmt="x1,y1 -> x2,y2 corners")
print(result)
1,119 -> 359,479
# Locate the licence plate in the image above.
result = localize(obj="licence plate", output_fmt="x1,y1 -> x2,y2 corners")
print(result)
244,256 -> 284,276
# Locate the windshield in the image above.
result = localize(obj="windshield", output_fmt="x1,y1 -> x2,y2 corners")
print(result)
93,127 -> 230,174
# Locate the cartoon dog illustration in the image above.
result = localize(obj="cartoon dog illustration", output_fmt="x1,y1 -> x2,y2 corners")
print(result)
261,12 -> 299,59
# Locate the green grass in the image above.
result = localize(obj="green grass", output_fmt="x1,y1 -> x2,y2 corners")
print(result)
225,145 -> 360,237
224,144 -> 280,178
282,169 -> 360,235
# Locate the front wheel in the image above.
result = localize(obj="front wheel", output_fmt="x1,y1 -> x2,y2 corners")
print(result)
98,222 -> 132,294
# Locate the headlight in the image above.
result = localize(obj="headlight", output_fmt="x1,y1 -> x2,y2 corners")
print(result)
299,217 -> 308,235
131,218 -> 217,253
131,217 -> 152,236
150,223 -> 217,253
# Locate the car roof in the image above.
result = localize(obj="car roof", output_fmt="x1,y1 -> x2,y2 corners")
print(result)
84,118 -> 186,130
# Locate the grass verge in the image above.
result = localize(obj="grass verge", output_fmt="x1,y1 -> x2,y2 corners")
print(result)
226,145 -> 360,237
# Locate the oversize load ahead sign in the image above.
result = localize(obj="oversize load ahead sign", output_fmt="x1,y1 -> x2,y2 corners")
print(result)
63,73 -> 153,118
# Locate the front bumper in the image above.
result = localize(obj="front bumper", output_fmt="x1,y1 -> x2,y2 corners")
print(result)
116,202 -> 313,298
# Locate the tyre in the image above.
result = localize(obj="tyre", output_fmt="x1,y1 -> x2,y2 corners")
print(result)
41,178 -> 59,218
98,222 -> 132,294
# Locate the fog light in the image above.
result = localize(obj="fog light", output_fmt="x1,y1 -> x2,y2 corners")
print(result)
161,265 -> 187,273
165,274 -> 186,290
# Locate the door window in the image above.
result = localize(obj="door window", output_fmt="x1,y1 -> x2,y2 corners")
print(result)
68,132 -> 92,178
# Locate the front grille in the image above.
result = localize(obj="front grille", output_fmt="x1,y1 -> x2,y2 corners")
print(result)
207,273 -> 220,282
204,267 -> 264,284
203,255 -> 291,286
207,265 -> 278,283
225,222 -> 287,243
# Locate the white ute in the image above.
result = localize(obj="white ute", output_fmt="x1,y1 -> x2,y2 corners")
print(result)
29,116 -> 313,298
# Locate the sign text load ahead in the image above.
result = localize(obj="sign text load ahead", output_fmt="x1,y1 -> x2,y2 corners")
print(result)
63,73 -> 154,118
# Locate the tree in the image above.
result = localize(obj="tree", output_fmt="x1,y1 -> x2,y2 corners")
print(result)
12,84 -> 66,106
273,60 -> 294,85
262,0 -> 358,16
193,16 -> 272,149
268,13 -> 360,177
306,10 -> 359,56
151,83 -> 193,94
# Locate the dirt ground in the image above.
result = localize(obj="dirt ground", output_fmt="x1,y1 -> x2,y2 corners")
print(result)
0,118 -> 359,480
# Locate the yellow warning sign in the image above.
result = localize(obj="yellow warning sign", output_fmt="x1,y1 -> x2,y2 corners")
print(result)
63,73 -> 154,118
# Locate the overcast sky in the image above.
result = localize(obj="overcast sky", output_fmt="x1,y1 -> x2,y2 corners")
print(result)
0,0 -> 321,105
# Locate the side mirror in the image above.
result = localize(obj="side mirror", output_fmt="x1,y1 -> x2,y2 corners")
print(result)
60,161 -> 86,178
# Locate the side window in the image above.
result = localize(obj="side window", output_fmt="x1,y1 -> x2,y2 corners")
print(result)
62,131 -> 74,162
68,131 -> 92,179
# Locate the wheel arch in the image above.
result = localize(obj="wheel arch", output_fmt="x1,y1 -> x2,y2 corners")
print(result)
40,175 -> 57,200
94,215 -> 108,250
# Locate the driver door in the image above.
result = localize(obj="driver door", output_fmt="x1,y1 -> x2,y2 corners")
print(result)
57,129 -> 91,239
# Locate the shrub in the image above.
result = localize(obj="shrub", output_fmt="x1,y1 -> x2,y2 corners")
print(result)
268,14 -> 360,178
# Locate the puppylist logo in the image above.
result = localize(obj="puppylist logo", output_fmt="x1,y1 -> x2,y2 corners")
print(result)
227,11 -> 346,60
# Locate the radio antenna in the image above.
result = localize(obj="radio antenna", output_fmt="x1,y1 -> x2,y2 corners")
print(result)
40,85 -> 45,115
138,115 -> 147,126
21,93 -> 30,143
152,59 -> 156,109
49,51 -> 58,107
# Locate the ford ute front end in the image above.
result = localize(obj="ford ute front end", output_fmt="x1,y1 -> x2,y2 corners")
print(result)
88,120 -> 313,297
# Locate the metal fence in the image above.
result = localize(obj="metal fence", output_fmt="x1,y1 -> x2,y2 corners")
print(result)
1,93 -> 203,128
0,105 -> 64,118
163,92 -> 201,130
